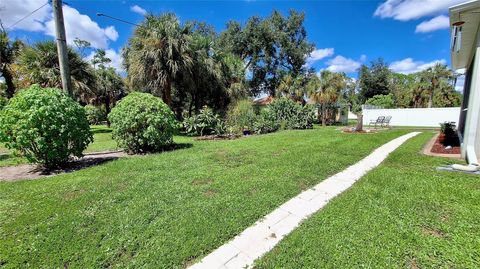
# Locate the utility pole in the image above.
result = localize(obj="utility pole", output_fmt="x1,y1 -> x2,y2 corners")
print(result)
52,0 -> 73,96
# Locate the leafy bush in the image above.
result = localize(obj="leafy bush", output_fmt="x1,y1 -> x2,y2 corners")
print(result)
252,107 -> 279,134
84,105 -> 106,125
227,99 -> 257,133
439,121 -> 459,146
0,85 -> 92,168
0,96 -> 7,111
365,94 -> 395,108
108,92 -> 177,153
183,106 -> 226,136
268,98 -> 314,129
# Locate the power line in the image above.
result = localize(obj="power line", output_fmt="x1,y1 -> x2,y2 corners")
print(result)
7,1 -> 49,30
96,13 -> 140,27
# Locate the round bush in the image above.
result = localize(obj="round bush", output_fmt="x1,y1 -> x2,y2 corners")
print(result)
268,98 -> 314,129
0,85 -> 93,168
108,92 -> 177,153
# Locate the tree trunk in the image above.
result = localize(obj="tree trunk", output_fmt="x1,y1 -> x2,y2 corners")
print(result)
163,79 -> 172,107
356,114 -> 363,132
2,68 -> 16,99
104,95 -> 111,127
321,105 -> 326,126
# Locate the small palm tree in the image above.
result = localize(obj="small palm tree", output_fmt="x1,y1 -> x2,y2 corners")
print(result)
17,41 -> 96,102
277,73 -> 306,103
0,25 -> 24,98
420,63 -> 453,108
307,70 -> 346,126
124,13 -> 193,106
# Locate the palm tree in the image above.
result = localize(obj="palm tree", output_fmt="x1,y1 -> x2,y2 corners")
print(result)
90,67 -> 125,126
17,41 -> 96,102
277,73 -> 306,103
420,63 -> 453,108
124,13 -> 193,106
0,26 -> 24,98
307,70 -> 346,126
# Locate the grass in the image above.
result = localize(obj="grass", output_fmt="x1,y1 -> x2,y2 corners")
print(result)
255,132 -> 480,269
0,125 -> 120,167
0,127 -> 411,268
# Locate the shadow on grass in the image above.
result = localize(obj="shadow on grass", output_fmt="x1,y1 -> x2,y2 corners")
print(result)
91,128 -> 113,134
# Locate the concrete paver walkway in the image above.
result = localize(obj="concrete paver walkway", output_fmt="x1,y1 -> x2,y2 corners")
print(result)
189,132 -> 421,269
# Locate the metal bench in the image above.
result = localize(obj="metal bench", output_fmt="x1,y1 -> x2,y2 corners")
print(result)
369,116 -> 385,128
382,116 -> 392,128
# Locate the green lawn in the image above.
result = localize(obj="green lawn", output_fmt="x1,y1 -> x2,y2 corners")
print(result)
255,132 -> 480,268
0,128 -> 411,268
0,125 -> 120,167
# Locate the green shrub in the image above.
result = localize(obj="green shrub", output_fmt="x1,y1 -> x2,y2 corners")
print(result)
252,107 -> 280,134
227,99 -> 257,133
84,105 -> 106,125
0,85 -> 93,168
0,96 -> 7,111
108,92 -> 177,153
183,106 -> 226,136
365,94 -> 395,108
268,98 -> 314,129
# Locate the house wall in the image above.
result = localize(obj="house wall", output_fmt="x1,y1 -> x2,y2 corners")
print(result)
362,107 -> 461,127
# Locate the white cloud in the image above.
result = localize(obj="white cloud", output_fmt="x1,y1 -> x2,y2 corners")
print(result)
374,0 -> 464,21
85,49 -> 124,73
415,15 -> 450,33
359,54 -> 367,62
130,5 -> 147,16
326,56 -> 361,73
389,58 -> 446,74
44,5 -> 118,49
306,48 -> 334,66
0,0 -> 51,31
1,1 -> 118,49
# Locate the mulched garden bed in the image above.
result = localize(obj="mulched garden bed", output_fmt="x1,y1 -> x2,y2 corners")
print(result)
194,134 -> 242,141
430,135 -> 460,154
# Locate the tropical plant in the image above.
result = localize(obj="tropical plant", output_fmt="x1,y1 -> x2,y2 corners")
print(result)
108,92 -> 177,153
252,107 -> 280,134
307,70 -> 347,126
365,94 -> 395,108
277,73 -> 307,103
17,41 -> 96,102
226,99 -> 257,133
183,106 -> 226,136
420,63 -> 454,108
90,67 -> 126,125
0,85 -> 92,168
124,13 -> 192,106
0,25 -> 24,98
268,97 -> 314,129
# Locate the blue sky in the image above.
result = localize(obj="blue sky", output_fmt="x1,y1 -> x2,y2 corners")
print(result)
1,0 -> 466,80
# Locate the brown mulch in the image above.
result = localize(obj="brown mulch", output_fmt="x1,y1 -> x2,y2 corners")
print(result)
194,134 -> 242,141
430,136 -> 461,154
0,151 -> 126,182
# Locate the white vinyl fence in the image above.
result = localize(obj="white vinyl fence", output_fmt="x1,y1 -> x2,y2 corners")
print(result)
362,107 -> 461,127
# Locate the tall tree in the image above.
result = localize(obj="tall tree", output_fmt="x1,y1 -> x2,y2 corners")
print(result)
0,25 -> 24,98
358,58 -> 392,103
17,41 -> 96,102
219,10 -> 314,96
419,63 -> 454,108
124,13 -> 192,106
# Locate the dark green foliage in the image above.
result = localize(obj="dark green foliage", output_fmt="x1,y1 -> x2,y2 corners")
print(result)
0,85 -> 92,168
0,96 -> 7,110
439,121 -> 459,146
268,98 -> 315,129
183,106 -> 226,136
252,107 -> 280,134
358,58 -> 392,103
365,94 -> 395,108
84,105 -> 106,125
226,99 -> 257,133
108,92 -> 177,153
